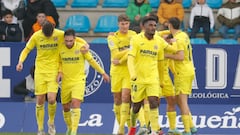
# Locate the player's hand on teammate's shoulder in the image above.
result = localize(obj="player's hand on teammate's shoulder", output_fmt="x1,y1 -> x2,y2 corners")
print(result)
102,73 -> 110,83
16,62 -> 23,72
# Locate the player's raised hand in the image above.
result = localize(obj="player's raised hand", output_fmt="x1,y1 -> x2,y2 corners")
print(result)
102,73 -> 110,83
16,62 -> 23,72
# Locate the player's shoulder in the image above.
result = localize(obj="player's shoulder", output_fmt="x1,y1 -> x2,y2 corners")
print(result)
128,30 -> 137,36
54,29 -> 64,35
76,37 -> 87,44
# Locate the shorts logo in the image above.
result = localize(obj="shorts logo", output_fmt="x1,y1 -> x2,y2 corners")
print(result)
84,49 -> 104,97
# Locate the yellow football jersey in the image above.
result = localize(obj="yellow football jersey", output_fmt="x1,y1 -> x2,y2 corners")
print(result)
108,30 -> 137,75
23,29 -> 64,73
59,41 -> 92,82
172,31 -> 195,76
128,32 -> 168,84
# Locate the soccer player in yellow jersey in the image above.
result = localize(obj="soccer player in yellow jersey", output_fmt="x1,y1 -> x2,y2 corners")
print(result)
157,31 -> 181,135
16,21 -> 63,135
165,17 -> 196,135
57,29 -> 110,135
127,16 -> 176,135
107,14 -> 137,135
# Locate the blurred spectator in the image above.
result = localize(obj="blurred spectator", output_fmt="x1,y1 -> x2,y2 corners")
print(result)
14,66 -> 35,101
157,0 -> 184,30
189,0 -> 214,43
126,0 -> 152,33
22,0 -> 59,40
0,0 -> 25,23
0,9 -> 22,42
32,11 -> 56,33
217,0 -> 240,40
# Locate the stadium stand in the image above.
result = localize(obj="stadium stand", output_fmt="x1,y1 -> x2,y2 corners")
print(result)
148,0 -> 161,8
182,0 -> 192,8
51,0 -> 67,8
102,0 -> 129,8
216,39 -> 239,45
91,37 -> 108,44
206,0 -> 223,9
190,38 -> 208,45
94,15 -> 119,33
188,27 -> 215,33
55,0 -> 239,44
71,0 -> 99,8
63,14 -> 91,33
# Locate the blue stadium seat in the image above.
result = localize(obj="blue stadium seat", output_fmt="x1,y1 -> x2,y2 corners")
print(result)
188,27 -> 215,33
71,0 -> 98,8
227,28 -> 235,34
182,0 -> 192,8
206,0 -> 222,9
190,38 -> 208,45
102,0 -> 129,8
216,39 -> 239,45
94,15 -> 119,33
91,38 -> 108,44
51,0 -> 67,8
148,0 -> 161,8
63,14 -> 91,33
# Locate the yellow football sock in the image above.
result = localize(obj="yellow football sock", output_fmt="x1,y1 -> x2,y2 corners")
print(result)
149,108 -> 160,131
182,115 -> 190,132
71,108 -> 81,133
48,102 -> 56,124
113,104 -> 121,125
144,103 -> 150,127
63,111 -> 72,130
130,109 -> 138,127
189,112 -> 195,128
138,107 -> 146,127
119,103 -> 130,134
167,111 -> 176,130
36,104 -> 45,131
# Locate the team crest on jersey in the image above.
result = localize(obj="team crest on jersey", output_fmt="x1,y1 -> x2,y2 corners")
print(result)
54,37 -> 58,41
84,49 -> 104,97
154,45 -> 158,50
75,50 -> 80,54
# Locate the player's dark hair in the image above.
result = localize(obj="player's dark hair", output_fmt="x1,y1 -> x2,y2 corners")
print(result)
148,11 -> 159,23
42,21 -> 54,37
142,16 -> 157,25
168,17 -> 180,29
118,14 -> 130,22
64,29 -> 75,37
